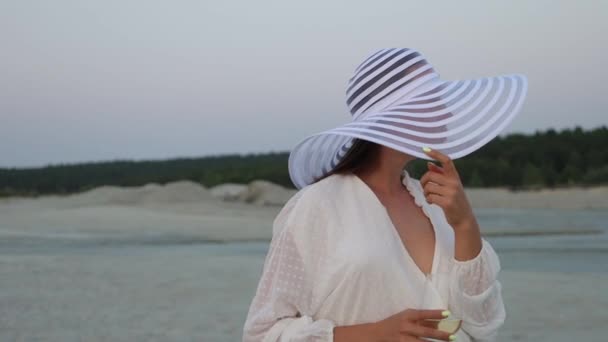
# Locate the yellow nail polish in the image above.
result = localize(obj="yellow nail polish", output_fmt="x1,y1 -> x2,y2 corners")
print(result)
449,334 -> 456,341
422,146 -> 432,153
441,310 -> 451,317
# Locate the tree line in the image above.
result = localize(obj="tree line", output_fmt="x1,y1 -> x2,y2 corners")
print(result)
1,125 -> 606,197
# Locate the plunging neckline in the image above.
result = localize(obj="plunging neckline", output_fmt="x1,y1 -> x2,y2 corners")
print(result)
350,169 -> 440,281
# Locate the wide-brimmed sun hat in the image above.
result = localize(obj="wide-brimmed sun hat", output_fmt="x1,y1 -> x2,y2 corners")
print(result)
288,47 -> 528,189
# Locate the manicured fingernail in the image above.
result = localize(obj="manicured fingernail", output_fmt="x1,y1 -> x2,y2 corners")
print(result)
422,146 -> 432,152
441,310 -> 451,317
449,334 -> 456,341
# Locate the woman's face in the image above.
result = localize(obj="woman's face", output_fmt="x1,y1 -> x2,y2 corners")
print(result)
377,145 -> 417,165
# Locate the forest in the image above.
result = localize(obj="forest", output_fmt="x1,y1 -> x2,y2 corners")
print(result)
1,125 -> 606,197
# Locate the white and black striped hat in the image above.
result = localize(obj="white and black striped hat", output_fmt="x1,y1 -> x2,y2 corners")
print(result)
288,47 -> 528,189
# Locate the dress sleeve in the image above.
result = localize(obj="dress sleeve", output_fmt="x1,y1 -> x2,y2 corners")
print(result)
448,238 -> 506,342
242,189 -> 335,342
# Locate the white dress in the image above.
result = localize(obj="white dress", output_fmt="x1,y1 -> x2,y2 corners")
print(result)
242,169 -> 506,342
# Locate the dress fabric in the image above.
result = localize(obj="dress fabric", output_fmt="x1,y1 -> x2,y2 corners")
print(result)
242,169 -> 506,342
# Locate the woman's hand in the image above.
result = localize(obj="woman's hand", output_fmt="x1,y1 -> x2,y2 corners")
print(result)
419,147 -> 478,232
374,308 -> 455,341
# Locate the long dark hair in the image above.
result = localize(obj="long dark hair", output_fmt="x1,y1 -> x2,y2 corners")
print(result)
312,138 -> 381,184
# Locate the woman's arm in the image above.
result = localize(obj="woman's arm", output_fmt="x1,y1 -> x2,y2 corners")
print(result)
452,216 -> 483,262
448,235 -> 506,342
449,215 -> 505,341
242,219 -> 336,341
419,148 -> 506,341
335,309 -> 456,342
333,322 -> 377,342
242,190 -> 336,341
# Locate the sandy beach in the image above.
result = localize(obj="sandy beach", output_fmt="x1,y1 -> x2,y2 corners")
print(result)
1,180 -> 607,242
1,180 -> 607,341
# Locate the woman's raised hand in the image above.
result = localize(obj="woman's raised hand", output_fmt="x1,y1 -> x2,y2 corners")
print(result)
420,146 -> 478,232
374,308 -> 456,341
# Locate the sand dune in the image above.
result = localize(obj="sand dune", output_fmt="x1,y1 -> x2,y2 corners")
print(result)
3,179 -> 606,210
235,180 -> 297,206
209,183 -> 248,201
65,180 -> 214,207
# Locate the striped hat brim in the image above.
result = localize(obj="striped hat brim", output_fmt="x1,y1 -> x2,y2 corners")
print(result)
288,73 -> 528,189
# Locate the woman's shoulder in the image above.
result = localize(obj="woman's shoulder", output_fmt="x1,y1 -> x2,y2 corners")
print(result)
289,172 -> 351,206
303,172 -> 351,197
272,173 -> 350,236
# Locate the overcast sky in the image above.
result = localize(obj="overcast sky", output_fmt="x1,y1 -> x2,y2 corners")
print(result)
1,1 -> 606,168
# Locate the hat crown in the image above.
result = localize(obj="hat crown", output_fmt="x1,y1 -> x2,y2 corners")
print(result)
345,48 -> 440,120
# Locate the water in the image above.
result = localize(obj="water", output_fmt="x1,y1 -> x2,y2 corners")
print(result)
1,208 -> 607,341
474,207 -> 607,232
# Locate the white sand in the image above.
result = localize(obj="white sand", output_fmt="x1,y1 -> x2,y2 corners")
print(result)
209,183 -> 248,202
1,180 -> 606,243
236,180 -> 297,206
466,185 -> 608,210
3,179 -> 607,210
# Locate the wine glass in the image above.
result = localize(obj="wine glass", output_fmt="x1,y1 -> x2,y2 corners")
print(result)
418,272 -> 462,341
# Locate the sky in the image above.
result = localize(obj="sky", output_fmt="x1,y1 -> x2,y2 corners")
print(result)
1,0 -> 606,168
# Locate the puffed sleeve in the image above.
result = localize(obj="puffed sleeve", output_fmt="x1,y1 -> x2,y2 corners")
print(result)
448,238 -> 506,342
242,188 -> 336,342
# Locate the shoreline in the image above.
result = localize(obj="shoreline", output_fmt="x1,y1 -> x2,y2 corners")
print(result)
0,226 -> 604,246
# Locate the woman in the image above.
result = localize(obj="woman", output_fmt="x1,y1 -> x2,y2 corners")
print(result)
243,48 -> 528,341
